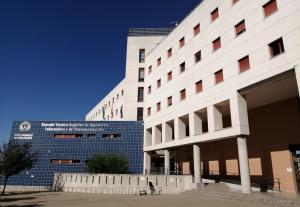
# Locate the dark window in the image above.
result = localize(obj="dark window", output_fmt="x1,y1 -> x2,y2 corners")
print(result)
193,24 -> 200,36
54,134 -> 83,139
137,107 -> 143,121
167,71 -> 172,81
138,68 -> 145,82
239,55 -> 250,72
137,87 -> 144,102
167,96 -> 172,107
213,37 -> 221,51
180,89 -> 186,101
194,50 -> 201,63
148,65 -> 152,74
263,0 -> 278,17
215,70 -> 224,84
50,159 -> 80,164
167,48 -> 172,58
157,79 -> 161,88
121,90 -> 124,96
232,0 -> 239,5
102,134 -> 121,139
180,62 -> 186,73
179,37 -> 185,48
87,134 -> 96,138
235,20 -> 246,36
147,107 -> 151,116
211,8 -> 219,22
269,37 -> 285,57
195,80 -> 203,94
157,57 -> 162,66
139,49 -> 145,63
148,86 -> 151,94
157,102 -> 161,112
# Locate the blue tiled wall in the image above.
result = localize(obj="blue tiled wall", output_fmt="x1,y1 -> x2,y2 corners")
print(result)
2,121 -> 144,187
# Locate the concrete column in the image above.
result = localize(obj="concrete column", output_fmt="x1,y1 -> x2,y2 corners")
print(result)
162,122 -> 166,143
175,117 -> 185,139
154,125 -> 162,144
164,149 -> 170,175
207,105 -> 223,132
230,92 -> 250,135
143,152 -> 151,175
295,65 -> 300,97
193,144 -> 202,184
151,126 -> 155,145
237,137 -> 251,193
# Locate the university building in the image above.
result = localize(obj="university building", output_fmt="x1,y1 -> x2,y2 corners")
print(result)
87,0 -> 300,193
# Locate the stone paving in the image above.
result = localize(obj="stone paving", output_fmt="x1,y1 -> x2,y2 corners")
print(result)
0,191 -> 297,207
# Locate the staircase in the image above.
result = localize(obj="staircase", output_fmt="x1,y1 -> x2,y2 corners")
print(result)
183,183 -> 300,207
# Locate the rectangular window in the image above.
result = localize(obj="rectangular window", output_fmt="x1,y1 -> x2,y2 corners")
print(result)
54,134 -> 83,139
180,62 -> 186,73
211,8 -> 219,22
138,68 -> 145,82
51,159 -> 80,164
102,134 -> 121,139
157,79 -> 161,88
195,80 -> 203,94
239,55 -> 250,72
167,48 -> 172,58
232,0 -> 239,5
179,37 -> 185,48
167,71 -> 172,81
147,107 -> 151,116
148,86 -> 151,94
235,20 -> 246,36
137,87 -> 144,102
193,24 -> 200,36
137,107 -> 143,121
167,96 -> 172,107
180,89 -> 186,101
157,57 -> 161,66
121,90 -> 124,96
215,70 -> 224,84
148,65 -> 152,74
212,37 -> 221,51
139,49 -> 145,63
269,37 -> 284,57
157,102 -> 161,112
87,134 -> 96,138
194,50 -> 201,63
263,0 -> 278,17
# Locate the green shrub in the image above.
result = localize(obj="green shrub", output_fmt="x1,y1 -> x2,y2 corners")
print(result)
86,154 -> 128,174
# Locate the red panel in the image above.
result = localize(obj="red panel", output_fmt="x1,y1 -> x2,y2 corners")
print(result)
157,58 -> 161,66
215,70 -> 223,84
157,102 -> 161,112
263,0 -> 278,17
168,96 -> 172,106
179,37 -> 185,48
196,81 -> 203,93
157,79 -> 161,88
180,90 -> 186,101
168,71 -> 172,81
148,86 -> 151,94
213,37 -> 221,51
193,24 -> 200,36
168,48 -> 172,57
235,20 -> 245,35
211,8 -> 219,22
239,56 -> 250,72
147,107 -> 151,116
232,0 -> 239,5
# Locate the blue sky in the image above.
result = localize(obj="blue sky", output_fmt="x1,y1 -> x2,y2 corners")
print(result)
0,0 -> 201,142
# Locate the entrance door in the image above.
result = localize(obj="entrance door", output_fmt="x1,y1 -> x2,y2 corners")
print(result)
290,145 -> 300,193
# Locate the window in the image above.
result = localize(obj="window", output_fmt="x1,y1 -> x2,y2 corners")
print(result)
179,37 -> 185,48
180,62 -> 186,73
117,94 -> 119,100
232,0 -> 239,5
167,71 -> 172,81
238,55 -> 250,72
148,65 -> 152,74
195,80 -> 203,94
50,159 -> 80,164
269,37 -> 284,57
180,89 -> 186,101
157,79 -> 161,88
211,8 -> 219,22
212,37 -> 221,51
139,49 -> 145,63
54,134 -> 83,139
102,134 -> 121,139
148,86 -> 151,94
215,70 -> 224,84
157,57 -> 161,66
121,90 -> 124,96
137,107 -> 143,121
156,102 -> 161,112
263,0 -> 278,17
138,68 -> 145,82
87,134 -> 96,138
167,48 -> 172,58
147,107 -> 151,116
137,87 -> 144,102
194,50 -> 201,63
193,24 -> 200,36
167,96 -> 172,107
235,20 -> 246,36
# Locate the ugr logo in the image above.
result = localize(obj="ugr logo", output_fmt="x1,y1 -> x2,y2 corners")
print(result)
19,121 -> 31,132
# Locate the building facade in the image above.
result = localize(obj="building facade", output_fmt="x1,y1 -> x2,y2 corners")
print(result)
87,0 -> 300,194
3,121 -> 143,187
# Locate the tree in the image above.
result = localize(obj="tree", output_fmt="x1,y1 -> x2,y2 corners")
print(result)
0,141 -> 37,195
86,154 -> 128,174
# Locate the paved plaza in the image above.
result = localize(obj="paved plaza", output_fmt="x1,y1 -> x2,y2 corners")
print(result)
0,191 -> 297,207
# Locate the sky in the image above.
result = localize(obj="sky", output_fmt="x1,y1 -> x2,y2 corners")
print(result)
0,0 -> 201,143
